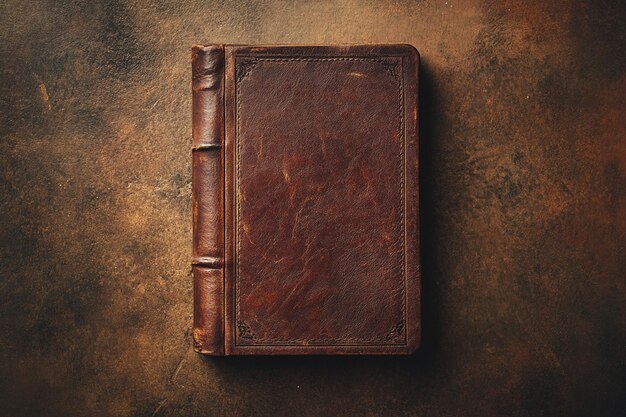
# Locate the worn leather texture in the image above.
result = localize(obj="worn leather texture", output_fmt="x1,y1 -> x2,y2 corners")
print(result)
191,45 -> 225,355
0,0 -> 624,415
218,45 -> 419,354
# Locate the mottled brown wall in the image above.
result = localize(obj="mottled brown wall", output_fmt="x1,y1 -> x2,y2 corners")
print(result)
0,1 -> 624,416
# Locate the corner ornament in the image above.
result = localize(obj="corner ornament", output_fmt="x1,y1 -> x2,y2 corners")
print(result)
236,59 -> 258,83
387,320 -> 404,341
381,60 -> 400,80
237,320 -> 255,340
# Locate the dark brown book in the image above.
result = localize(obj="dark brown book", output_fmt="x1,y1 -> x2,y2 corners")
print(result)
192,44 -> 420,355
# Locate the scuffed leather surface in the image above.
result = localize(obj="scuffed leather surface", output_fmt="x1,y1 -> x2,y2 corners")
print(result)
191,45 -> 225,354
0,0 -> 624,415
226,45 -> 418,353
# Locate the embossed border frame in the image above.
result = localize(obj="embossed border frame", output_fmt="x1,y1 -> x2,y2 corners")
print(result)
234,56 -> 405,345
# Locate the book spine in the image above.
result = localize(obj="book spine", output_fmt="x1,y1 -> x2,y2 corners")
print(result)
191,45 -> 225,355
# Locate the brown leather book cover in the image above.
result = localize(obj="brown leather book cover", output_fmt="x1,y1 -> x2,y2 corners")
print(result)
192,44 -> 420,355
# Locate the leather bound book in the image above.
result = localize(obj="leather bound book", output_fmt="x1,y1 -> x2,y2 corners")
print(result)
192,44 -> 420,355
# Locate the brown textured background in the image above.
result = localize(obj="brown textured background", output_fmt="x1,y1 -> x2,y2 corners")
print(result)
0,1 -> 624,416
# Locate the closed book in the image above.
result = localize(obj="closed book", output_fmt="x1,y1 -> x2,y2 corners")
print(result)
192,44 -> 420,355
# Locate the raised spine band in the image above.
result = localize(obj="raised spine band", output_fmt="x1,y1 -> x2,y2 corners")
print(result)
191,44 -> 225,355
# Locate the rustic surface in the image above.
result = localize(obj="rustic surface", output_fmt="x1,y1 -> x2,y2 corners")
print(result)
0,1 -> 624,416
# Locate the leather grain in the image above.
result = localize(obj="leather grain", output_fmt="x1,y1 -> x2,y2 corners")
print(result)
193,44 -> 420,355
221,45 -> 420,355
191,45 -> 225,354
